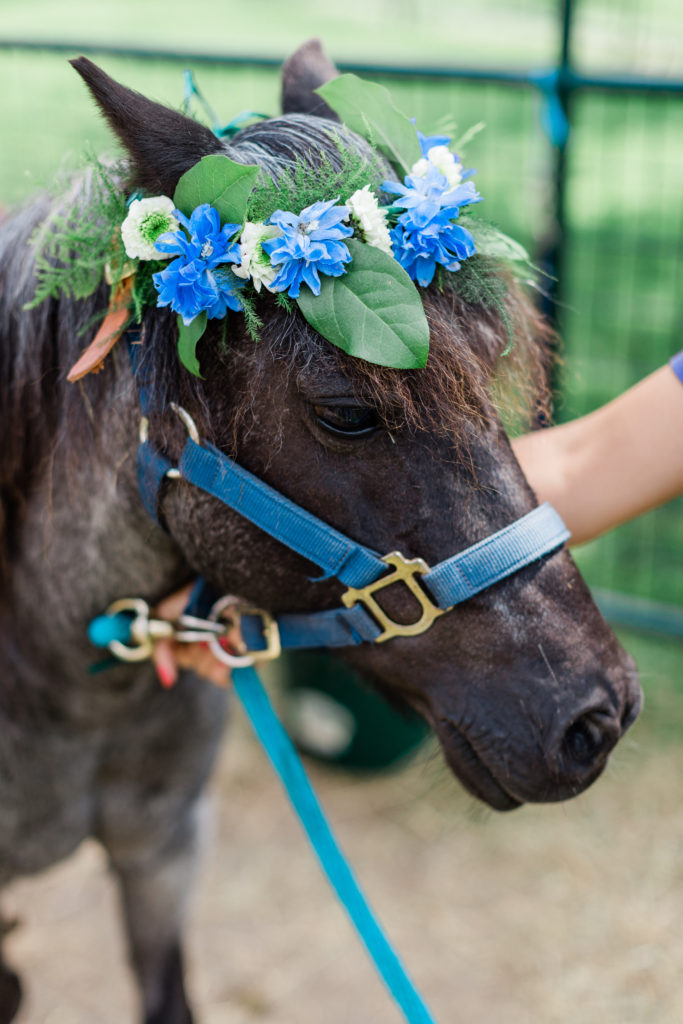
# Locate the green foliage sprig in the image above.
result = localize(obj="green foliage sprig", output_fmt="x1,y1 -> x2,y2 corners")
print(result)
247,144 -> 386,224
25,156 -> 128,310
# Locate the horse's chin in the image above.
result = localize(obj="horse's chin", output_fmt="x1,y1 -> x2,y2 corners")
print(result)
439,722 -> 522,812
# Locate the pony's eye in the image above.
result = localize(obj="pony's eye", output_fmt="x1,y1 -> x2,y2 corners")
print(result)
314,404 -> 379,438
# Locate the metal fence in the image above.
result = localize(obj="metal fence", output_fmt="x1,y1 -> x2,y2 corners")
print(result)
1,0 -> 682,632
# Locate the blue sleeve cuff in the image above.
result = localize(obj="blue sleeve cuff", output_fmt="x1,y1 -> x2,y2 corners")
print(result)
669,351 -> 683,384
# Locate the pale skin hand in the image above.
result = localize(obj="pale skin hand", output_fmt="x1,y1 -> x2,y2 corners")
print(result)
512,364 -> 683,546
152,583 -> 233,689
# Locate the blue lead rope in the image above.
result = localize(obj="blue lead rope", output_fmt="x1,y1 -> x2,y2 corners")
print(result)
87,613 -> 439,1020
233,664 -> 438,1024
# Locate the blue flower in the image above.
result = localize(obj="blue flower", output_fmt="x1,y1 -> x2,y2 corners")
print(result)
383,165 -> 482,286
384,164 -> 481,223
262,197 -> 353,299
390,217 -> 476,287
417,129 -> 452,157
152,204 -> 243,324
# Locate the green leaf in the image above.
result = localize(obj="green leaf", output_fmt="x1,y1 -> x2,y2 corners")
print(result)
316,74 -> 421,177
451,121 -> 485,153
173,155 -> 259,225
467,219 -> 530,262
177,312 -> 207,377
296,240 -> 429,369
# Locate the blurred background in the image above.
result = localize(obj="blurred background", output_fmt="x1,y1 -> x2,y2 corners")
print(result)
1,1 -> 682,1022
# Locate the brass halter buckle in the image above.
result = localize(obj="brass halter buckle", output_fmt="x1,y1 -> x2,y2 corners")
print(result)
342,551 -> 447,643
208,596 -> 282,668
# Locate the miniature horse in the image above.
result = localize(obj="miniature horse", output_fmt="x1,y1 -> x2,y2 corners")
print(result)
0,40 -> 640,1024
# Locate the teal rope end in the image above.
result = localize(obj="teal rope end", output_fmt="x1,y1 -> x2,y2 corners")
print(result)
88,612 -> 132,649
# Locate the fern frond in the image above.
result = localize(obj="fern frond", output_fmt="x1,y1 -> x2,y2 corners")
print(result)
25,156 -> 128,310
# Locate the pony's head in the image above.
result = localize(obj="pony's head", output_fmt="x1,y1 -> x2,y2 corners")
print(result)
60,42 -> 640,809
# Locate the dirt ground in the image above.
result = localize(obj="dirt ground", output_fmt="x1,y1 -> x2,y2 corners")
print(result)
4,699 -> 683,1024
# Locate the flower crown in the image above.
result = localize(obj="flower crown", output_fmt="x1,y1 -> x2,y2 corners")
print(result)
30,74 -> 530,378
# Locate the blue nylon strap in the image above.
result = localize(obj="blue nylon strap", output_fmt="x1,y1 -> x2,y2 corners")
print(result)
239,503 -> 568,652
137,441 -> 173,521
241,602 -> 382,651
175,437 -> 566,611
423,502 -> 570,608
183,581 -> 382,651
232,664 -> 438,1024
178,437 -> 387,587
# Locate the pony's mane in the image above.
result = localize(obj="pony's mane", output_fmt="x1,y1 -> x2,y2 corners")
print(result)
0,113 -> 553,580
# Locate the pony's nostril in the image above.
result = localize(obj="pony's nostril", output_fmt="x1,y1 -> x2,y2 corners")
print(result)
564,717 -> 602,765
562,711 -> 618,768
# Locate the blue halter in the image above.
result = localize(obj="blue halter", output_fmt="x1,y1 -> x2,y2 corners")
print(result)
137,399 -> 569,657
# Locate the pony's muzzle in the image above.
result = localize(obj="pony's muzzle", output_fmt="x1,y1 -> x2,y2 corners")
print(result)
443,661 -> 643,808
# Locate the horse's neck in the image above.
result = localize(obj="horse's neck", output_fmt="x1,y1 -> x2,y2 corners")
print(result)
4,373 -> 188,702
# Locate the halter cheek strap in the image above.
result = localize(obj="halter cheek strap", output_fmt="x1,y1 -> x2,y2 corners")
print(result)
136,400 -> 569,655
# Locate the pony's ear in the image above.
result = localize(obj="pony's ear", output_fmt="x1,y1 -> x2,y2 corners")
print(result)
281,39 -> 341,121
70,57 -> 223,195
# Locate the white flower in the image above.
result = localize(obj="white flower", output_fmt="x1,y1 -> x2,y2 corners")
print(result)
232,221 -> 281,292
411,145 -> 463,189
346,185 -> 393,256
121,196 -> 179,260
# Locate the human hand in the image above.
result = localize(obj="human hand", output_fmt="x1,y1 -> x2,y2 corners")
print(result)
151,583 -> 235,690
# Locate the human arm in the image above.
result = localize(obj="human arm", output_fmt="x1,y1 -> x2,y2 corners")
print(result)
512,363 -> 683,547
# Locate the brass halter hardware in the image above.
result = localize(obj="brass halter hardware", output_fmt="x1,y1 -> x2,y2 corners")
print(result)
170,403 -> 200,443
104,597 -> 175,662
139,404 -> 200,447
342,551 -> 449,643
208,596 -> 282,668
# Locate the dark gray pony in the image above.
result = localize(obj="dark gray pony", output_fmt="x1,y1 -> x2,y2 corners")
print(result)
0,41 -> 641,1024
